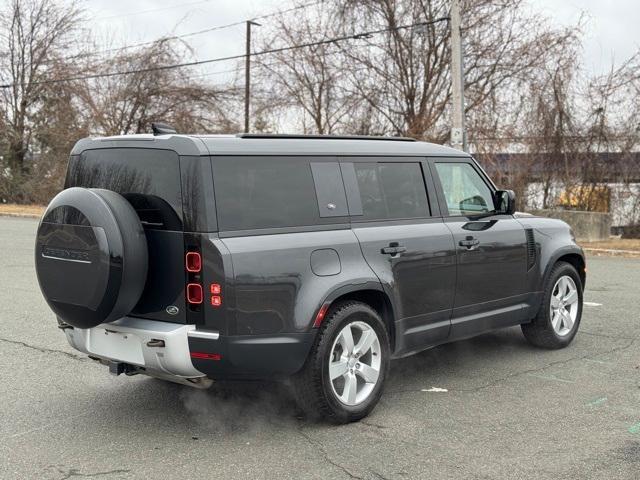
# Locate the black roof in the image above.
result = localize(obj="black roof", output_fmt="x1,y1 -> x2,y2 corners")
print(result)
71,133 -> 464,158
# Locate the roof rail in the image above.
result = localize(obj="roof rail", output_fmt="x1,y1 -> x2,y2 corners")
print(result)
236,133 -> 416,142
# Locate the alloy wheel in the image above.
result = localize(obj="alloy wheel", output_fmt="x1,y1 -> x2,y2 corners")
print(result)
549,275 -> 579,336
328,321 -> 382,406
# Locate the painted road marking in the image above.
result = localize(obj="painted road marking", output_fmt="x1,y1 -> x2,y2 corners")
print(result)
584,301 -> 603,307
587,397 -> 607,407
527,373 -> 575,384
421,387 -> 448,393
584,358 -> 613,365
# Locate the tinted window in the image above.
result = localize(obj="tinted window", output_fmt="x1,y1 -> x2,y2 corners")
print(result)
353,162 -> 429,220
212,157 -> 324,231
434,162 -> 495,215
66,149 -> 182,230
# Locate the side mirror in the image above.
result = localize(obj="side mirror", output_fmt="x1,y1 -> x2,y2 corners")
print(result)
495,190 -> 516,215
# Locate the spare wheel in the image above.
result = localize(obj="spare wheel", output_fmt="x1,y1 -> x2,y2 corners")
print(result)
35,187 -> 148,329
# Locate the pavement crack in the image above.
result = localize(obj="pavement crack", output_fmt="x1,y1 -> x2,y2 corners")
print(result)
387,337 -> 637,395
57,468 -> 130,479
0,336 -> 87,362
361,419 -> 388,430
580,330 -> 638,340
297,426 -> 365,479
458,338 -> 637,392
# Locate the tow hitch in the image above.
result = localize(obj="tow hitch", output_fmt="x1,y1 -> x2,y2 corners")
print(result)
108,361 -> 139,376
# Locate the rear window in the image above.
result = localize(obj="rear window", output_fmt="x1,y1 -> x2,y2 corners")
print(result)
66,148 -> 182,230
212,157 -> 339,231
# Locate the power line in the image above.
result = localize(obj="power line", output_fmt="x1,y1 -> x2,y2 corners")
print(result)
94,0 -> 213,21
1,17 -> 449,89
62,0 -> 324,61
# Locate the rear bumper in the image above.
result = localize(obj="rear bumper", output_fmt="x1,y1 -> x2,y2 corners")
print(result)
62,316 -> 315,382
63,317 -> 207,381
189,332 -> 315,379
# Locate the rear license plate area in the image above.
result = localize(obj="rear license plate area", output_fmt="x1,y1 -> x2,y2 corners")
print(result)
89,328 -> 144,365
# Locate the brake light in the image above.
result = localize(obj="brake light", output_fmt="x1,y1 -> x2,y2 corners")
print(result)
185,252 -> 202,272
211,295 -> 222,307
186,283 -> 203,304
210,283 -> 221,294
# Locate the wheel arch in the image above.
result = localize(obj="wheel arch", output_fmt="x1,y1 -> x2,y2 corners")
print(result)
542,248 -> 586,292
317,284 -> 397,353
556,253 -> 586,289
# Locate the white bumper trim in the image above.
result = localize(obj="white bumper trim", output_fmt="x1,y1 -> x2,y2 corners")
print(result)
64,317 -> 217,379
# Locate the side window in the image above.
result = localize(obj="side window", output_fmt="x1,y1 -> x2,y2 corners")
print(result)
434,162 -> 495,216
352,162 -> 429,220
212,157 -> 325,231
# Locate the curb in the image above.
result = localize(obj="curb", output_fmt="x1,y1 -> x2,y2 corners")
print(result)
583,247 -> 640,257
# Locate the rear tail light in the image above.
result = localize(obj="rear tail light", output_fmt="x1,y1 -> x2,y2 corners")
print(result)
210,283 -> 222,307
184,248 -> 222,308
186,283 -> 203,304
185,252 -> 202,272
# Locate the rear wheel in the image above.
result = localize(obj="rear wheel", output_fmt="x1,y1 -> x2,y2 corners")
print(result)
522,261 -> 583,349
292,301 -> 390,423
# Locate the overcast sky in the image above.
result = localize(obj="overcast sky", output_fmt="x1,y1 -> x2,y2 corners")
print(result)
84,0 -> 639,80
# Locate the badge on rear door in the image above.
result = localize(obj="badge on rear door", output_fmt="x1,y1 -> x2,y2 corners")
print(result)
166,305 -> 179,315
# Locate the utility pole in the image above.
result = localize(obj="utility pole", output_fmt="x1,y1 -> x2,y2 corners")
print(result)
244,20 -> 260,133
450,0 -> 467,151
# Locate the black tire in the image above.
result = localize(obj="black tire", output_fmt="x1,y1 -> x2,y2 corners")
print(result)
35,187 -> 148,328
292,301 -> 390,424
522,261 -> 583,349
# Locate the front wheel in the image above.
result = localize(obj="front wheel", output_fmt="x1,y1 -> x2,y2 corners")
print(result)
292,301 -> 390,423
522,261 -> 583,349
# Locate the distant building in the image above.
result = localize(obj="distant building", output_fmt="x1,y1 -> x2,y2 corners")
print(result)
475,152 -> 640,229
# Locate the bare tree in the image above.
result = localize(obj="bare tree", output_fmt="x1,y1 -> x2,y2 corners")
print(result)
74,39 -> 240,136
256,3 -> 355,134
0,0 -> 82,175
257,0 -> 580,142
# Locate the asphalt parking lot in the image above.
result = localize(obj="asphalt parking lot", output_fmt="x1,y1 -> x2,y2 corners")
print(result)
1,216 -> 638,480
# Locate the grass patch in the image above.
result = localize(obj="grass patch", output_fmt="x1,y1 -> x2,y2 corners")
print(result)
580,239 -> 640,256
0,203 -> 45,217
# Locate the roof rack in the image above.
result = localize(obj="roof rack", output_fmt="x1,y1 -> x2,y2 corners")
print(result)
236,133 -> 416,142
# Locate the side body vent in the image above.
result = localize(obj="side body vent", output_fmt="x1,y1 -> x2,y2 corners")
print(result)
525,228 -> 536,270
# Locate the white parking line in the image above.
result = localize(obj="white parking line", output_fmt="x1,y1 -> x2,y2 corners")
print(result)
584,301 -> 603,307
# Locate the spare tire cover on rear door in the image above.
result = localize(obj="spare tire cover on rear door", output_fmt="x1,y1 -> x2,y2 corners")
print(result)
35,187 -> 148,329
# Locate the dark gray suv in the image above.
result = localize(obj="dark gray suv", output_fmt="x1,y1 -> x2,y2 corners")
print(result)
35,133 -> 585,423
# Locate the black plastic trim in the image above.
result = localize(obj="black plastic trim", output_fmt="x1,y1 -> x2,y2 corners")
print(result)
188,332 -> 316,379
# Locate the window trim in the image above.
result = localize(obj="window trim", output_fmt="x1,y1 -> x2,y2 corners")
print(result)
340,157 -> 433,222
428,157 -> 499,219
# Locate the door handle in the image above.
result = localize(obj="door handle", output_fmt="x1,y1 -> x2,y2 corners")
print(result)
459,236 -> 480,249
381,243 -> 407,256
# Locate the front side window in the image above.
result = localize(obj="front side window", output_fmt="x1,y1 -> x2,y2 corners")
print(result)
212,157 -> 323,231
434,162 -> 495,216
353,162 -> 429,220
